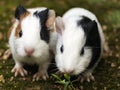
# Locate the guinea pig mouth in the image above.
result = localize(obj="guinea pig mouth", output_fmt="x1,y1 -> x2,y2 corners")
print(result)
60,69 -> 75,75
26,54 -> 35,58
26,54 -> 32,57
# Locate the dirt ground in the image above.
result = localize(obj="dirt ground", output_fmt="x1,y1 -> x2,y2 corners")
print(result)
0,0 -> 120,90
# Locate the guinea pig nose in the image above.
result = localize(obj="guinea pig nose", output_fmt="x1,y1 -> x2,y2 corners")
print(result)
24,48 -> 34,55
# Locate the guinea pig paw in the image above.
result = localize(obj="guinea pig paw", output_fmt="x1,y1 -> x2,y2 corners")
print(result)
79,72 -> 95,83
86,73 -> 95,82
32,71 -> 49,81
11,66 -> 28,77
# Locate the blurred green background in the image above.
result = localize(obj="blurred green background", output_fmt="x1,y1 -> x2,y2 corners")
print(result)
0,0 -> 120,90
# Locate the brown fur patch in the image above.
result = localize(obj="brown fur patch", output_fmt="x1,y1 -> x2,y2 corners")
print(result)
15,23 -> 21,38
8,18 -> 15,38
15,11 -> 30,38
19,11 -> 30,21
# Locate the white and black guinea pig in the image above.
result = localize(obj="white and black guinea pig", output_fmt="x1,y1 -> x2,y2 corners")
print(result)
55,8 -> 104,82
8,5 -> 57,81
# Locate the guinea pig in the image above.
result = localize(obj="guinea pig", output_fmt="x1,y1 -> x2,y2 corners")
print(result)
55,8 -> 104,82
8,5 -> 57,81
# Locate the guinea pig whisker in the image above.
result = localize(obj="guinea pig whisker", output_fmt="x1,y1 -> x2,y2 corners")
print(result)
72,77 -> 80,83
49,68 -> 59,73
55,70 -> 61,74
84,47 -> 101,49
49,63 -> 57,67
49,63 -> 56,65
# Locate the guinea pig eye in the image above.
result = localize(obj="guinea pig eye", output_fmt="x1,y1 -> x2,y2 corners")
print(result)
60,45 -> 64,53
80,48 -> 84,56
19,30 -> 22,37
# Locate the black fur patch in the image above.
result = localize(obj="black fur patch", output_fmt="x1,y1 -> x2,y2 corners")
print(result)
34,9 -> 50,43
78,16 -> 101,69
15,5 -> 27,19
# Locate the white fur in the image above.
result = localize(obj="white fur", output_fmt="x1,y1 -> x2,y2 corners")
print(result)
9,8 -> 50,63
9,7 -> 57,79
55,8 -> 104,75
49,24 -> 58,54
27,7 -> 47,14
63,8 -> 104,45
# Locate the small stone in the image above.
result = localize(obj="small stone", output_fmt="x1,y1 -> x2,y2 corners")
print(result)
115,45 -> 119,49
80,86 -> 84,90
108,51 -> 113,56
2,61 -> 5,64
116,53 -> 120,58
117,83 -> 120,87
115,39 -> 119,42
22,77 -> 27,81
104,87 -> 107,90
111,63 -> 116,67
102,25 -> 107,31
118,66 -> 120,70
93,86 -> 97,90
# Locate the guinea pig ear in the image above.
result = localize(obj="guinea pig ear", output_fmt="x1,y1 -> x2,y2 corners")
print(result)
15,5 -> 27,20
46,9 -> 56,31
55,16 -> 64,35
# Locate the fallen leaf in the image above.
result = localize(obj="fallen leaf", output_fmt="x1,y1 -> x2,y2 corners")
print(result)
0,49 -> 4,56
0,75 -> 5,83
0,32 -> 3,40
9,76 -> 14,81
2,49 -> 11,60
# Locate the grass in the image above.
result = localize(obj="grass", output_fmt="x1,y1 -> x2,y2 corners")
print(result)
0,0 -> 120,90
52,74 -> 75,90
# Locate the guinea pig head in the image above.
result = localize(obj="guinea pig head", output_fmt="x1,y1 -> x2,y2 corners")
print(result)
12,5 -> 55,57
55,16 -> 98,75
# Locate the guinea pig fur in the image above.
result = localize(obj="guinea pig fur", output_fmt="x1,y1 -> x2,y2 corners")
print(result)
55,8 -> 104,82
8,5 -> 57,81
